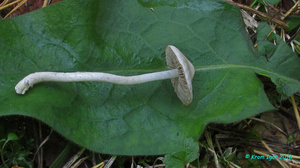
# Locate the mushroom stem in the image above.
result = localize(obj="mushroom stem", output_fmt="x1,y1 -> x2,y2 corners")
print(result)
15,69 -> 179,95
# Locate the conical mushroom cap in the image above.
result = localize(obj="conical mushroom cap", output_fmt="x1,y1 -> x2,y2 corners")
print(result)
166,45 -> 195,106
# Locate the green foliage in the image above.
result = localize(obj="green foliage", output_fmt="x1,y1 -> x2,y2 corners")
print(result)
163,138 -> 199,168
223,147 -> 236,162
295,35 -> 300,54
263,0 -> 281,5
0,0 -> 299,165
1,132 -> 19,168
285,15 -> 300,32
0,129 -> 33,168
49,143 -> 73,168
250,0 -> 280,6
256,22 -> 300,99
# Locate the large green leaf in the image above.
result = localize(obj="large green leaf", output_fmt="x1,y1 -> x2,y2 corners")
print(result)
0,0 -> 299,155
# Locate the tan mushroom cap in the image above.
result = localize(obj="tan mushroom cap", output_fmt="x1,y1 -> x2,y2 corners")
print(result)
166,45 -> 195,106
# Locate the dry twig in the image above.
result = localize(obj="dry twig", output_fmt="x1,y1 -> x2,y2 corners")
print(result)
291,95 -> 300,129
261,140 -> 289,168
224,0 -> 289,29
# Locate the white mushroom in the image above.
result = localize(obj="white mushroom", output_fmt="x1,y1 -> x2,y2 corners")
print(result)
166,45 -> 194,106
15,45 -> 195,106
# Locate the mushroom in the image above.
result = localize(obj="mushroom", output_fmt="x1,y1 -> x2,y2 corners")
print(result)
15,45 -> 195,106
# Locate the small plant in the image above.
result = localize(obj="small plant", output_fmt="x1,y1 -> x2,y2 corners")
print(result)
0,132 -> 33,168
1,132 -> 18,168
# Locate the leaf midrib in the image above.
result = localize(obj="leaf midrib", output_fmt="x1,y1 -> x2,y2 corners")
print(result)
110,64 -> 298,82
194,64 -> 298,83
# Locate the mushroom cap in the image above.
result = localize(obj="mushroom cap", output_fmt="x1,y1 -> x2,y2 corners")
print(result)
166,45 -> 195,106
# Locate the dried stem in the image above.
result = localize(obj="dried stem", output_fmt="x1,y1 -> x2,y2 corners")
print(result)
291,95 -> 300,129
224,0 -> 289,29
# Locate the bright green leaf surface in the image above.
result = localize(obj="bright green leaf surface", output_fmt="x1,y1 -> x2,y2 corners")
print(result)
0,0 -> 299,155
7,133 -> 18,141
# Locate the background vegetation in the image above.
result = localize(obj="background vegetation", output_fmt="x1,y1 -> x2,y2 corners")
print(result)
0,0 -> 300,167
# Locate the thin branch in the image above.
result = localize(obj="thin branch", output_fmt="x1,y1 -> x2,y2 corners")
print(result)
42,0 -> 49,8
261,141 -> 289,168
249,117 -> 288,136
291,95 -> 300,129
4,0 -> 27,18
0,0 -> 23,11
223,0 -> 289,29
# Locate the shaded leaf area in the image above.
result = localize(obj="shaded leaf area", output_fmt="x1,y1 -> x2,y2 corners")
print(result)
256,22 -> 300,99
0,0 -> 299,155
